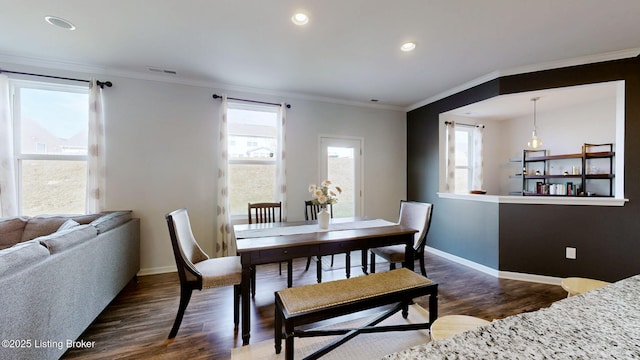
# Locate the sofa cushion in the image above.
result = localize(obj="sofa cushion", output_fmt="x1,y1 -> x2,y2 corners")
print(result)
90,211 -> 133,233
0,217 -> 29,250
21,216 -> 76,242
57,219 -> 80,232
38,225 -> 98,254
0,241 -> 50,276
71,213 -> 103,225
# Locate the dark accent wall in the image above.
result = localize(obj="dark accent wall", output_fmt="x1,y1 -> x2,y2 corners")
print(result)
408,56 -> 640,282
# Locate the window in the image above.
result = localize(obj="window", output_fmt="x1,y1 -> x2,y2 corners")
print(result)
12,80 -> 89,215
442,122 -> 483,194
319,137 -> 363,217
454,126 -> 474,193
227,102 -> 280,216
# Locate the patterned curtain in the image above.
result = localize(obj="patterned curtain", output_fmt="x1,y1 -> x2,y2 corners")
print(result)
276,103 -> 287,221
472,125 -> 485,191
0,75 -> 18,217
86,79 -> 106,213
215,94 -> 235,256
445,121 -> 456,192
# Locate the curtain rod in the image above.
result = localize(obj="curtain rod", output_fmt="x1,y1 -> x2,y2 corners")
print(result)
0,69 -> 112,89
444,121 -> 485,128
212,94 -> 291,109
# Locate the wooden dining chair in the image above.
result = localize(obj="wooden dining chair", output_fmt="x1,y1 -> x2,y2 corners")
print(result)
369,201 -> 433,277
304,201 -> 340,273
247,202 -> 291,296
165,208 -> 241,338
248,202 -> 282,224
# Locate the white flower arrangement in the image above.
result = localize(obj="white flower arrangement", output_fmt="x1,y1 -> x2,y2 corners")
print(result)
308,180 -> 342,206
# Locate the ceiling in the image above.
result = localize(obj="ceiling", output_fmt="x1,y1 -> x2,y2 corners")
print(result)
445,81 -> 621,121
1,1 -> 639,109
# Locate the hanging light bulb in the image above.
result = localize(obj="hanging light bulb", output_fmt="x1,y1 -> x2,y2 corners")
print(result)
528,97 -> 542,149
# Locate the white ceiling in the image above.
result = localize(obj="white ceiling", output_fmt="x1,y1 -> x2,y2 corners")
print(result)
1,1 -> 639,109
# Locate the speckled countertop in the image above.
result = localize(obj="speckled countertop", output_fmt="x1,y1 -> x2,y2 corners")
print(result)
385,274 -> 640,359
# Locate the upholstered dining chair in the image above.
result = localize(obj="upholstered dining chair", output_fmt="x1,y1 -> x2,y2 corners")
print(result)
303,201 -> 343,274
369,201 -> 433,276
165,208 -> 241,338
247,202 -> 291,296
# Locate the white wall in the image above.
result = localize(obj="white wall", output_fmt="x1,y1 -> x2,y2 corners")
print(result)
1,62 -> 407,274
497,97 -> 616,195
285,99 -> 407,222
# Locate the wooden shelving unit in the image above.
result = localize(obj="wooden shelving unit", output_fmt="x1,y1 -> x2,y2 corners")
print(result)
521,143 -> 614,197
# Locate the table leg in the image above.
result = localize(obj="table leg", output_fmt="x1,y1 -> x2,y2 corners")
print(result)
361,248 -> 368,275
241,265 -> 251,345
316,256 -> 322,283
345,252 -> 351,278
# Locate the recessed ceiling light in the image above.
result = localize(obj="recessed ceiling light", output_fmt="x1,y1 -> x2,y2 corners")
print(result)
45,16 -> 76,30
291,13 -> 309,26
400,42 -> 416,52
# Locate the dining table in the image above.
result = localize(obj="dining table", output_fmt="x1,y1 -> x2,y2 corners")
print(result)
233,217 -> 418,345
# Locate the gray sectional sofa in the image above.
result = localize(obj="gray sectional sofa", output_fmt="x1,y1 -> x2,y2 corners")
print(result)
0,211 -> 140,360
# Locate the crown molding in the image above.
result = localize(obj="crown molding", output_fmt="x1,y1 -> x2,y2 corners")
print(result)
406,47 -> 640,112
0,52 -> 404,112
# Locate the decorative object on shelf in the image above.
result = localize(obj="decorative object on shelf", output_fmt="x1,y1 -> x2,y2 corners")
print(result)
572,166 -> 581,175
469,190 -> 487,194
527,97 -> 543,149
308,180 -> 342,229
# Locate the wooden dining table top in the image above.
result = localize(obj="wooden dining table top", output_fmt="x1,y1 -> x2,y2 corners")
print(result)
234,217 -> 417,253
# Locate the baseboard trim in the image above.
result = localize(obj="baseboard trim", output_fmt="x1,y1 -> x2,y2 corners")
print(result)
498,271 -> 562,285
425,246 -> 563,285
141,250 -> 564,285
138,265 -> 176,276
425,246 -> 500,277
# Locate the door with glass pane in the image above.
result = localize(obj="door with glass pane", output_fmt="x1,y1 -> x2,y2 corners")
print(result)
319,137 -> 362,217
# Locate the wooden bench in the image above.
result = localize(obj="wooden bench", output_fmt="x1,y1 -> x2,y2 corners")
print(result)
274,268 -> 438,360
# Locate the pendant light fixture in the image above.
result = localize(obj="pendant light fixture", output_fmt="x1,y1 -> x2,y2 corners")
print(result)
528,97 -> 542,149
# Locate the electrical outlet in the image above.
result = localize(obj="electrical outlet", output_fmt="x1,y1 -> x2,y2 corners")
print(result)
566,247 -> 577,259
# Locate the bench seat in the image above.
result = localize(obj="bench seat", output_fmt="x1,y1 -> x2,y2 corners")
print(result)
274,268 -> 438,360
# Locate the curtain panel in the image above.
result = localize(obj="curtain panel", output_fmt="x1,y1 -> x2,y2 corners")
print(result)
0,75 -> 17,217
276,104 -> 287,221
216,95 -> 235,256
86,79 -> 107,213
445,121 -> 456,193
472,125 -> 484,191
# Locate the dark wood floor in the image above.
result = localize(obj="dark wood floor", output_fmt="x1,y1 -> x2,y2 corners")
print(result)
63,252 -> 567,359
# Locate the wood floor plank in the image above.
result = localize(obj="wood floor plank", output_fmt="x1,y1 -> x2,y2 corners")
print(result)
62,252 -> 567,359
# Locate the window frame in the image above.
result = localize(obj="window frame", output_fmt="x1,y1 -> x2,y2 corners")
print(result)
226,101 -> 281,218
11,79 -> 89,215
454,125 -> 475,193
